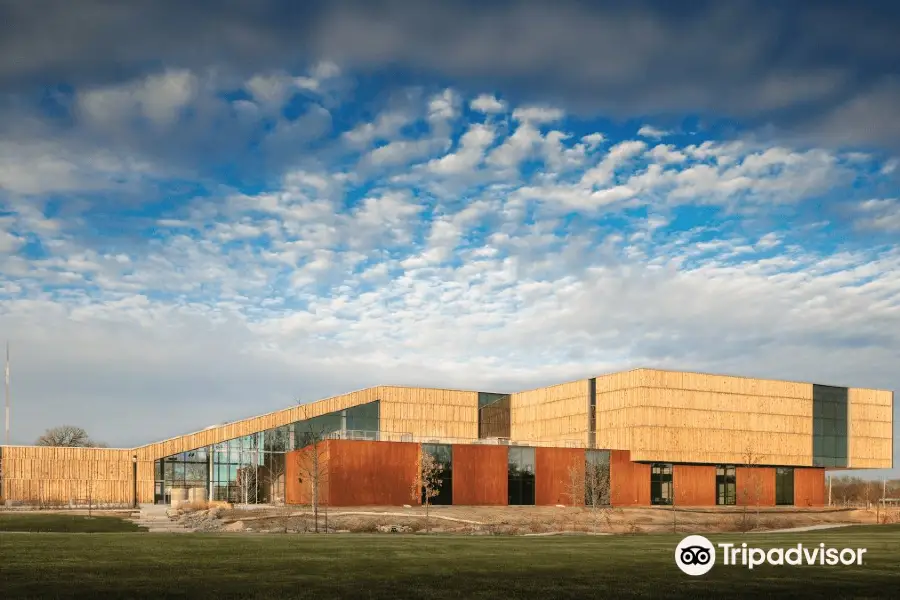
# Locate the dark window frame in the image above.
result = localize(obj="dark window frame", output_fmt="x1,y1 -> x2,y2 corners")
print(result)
508,446 -> 536,506
650,462 -> 673,506
812,385 -> 848,468
716,465 -> 736,505
775,467 -> 794,506
422,443 -> 453,505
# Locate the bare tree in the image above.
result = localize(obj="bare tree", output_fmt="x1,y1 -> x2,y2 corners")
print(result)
411,448 -> 444,533
565,462 -> 584,507
36,425 -> 105,448
295,423 -> 330,533
584,454 -> 613,533
265,454 -> 287,506
236,465 -> 258,506
740,443 -> 765,531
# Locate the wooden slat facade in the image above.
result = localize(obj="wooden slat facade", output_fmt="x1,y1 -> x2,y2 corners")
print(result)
0,369 -> 892,505
0,446 -> 135,506
848,389 -> 893,469
510,380 -> 589,444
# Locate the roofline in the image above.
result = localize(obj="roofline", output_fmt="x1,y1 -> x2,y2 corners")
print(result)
511,367 -> 895,395
13,369 -> 889,453
131,384 -> 387,451
0,444 -> 134,451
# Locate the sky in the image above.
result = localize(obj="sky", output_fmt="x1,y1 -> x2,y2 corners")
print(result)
0,0 -> 897,478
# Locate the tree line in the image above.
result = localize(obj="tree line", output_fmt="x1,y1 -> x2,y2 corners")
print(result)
829,476 -> 900,505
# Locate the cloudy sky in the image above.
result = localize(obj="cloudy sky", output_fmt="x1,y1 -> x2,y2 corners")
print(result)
0,1 -> 897,476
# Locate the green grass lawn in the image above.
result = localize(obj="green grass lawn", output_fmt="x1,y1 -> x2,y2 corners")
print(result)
0,513 -> 146,533
1,526 -> 897,599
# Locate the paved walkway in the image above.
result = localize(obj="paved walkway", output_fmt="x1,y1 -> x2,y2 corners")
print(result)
751,523 -> 857,533
128,504 -> 195,533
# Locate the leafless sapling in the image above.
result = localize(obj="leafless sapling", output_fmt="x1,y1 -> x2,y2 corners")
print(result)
740,443 -> 765,530
295,423 -> 330,533
411,449 -> 444,533
584,456 -> 612,532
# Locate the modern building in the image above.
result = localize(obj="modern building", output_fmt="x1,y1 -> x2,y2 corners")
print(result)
0,369 -> 893,508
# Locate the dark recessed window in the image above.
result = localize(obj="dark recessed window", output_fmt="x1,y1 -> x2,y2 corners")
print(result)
775,467 -> 794,506
508,447 -> 536,505
422,443 -> 453,505
585,449 -> 610,506
716,465 -> 736,505
650,463 -> 673,506
478,393 -> 511,439
812,385 -> 848,468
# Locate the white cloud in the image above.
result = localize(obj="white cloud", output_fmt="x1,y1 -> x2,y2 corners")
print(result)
428,123 -> 495,174
77,69 -> 197,127
245,73 -> 296,110
470,94 -> 507,114
512,106 -> 565,123
638,125 -> 670,139
343,110 -> 413,147
648,144 -> 687,164
582,133 -> 606,150
486,123 -> 543,169
1,80 -> 897,478
428,88 -> 460,123
855,198 -> 900,232
581,140 -> 647,187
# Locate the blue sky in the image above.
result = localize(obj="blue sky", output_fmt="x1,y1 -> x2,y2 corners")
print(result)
0,0 -> 897,478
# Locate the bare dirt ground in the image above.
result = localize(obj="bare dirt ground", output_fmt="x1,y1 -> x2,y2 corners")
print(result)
179,504 -> 899,535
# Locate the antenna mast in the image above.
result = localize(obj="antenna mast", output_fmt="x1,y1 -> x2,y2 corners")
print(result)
4,341 -> 9,446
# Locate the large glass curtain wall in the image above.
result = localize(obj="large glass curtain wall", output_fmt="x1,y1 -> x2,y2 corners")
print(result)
812,385 -> 848,468
154,400 -> 380,504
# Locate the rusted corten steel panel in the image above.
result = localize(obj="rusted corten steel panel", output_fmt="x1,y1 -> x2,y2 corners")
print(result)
328,439 -> 420,506
736,467 -> 776,506
452,444 -> 507,505
794,468 -> 825,507
535,447 -> 585,506
673,464 -> 717,506
610,450 -> 650,506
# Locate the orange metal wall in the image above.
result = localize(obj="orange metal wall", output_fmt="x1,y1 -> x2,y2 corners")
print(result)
673,465 -> 717,506
794,468 -> 825,507
736,467 -> 776,506
610,450 -> 651,506
328,440 -> 420,506
535,447 -> 586,506
452,444 -> 507,505
286,440 -> 420,507
285,442 -> 332,506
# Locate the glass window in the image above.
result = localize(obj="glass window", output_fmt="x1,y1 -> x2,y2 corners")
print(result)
508,447 -> 536,505
584,450 -> 610,506
478,394 -> 511,439
775,467 -> 794,505
812,385 -> 848,468
716,465 -> 736,505
422,443 -> 453,505
346,401 -> 380,434
650,463 -> 673,506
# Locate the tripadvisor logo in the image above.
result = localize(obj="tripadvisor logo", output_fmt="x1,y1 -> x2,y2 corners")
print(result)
675,535 -> 868,576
